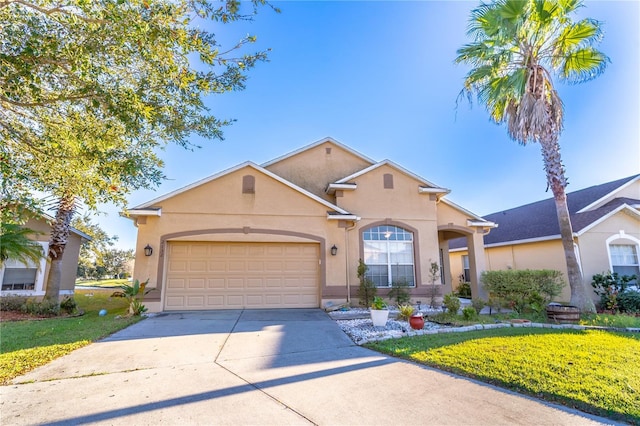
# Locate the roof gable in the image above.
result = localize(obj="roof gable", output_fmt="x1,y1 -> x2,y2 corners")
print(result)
131,161 -> 349,214
261,137 -> 375,168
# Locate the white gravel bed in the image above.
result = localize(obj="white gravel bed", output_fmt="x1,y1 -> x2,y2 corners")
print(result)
336,317 -> 443,345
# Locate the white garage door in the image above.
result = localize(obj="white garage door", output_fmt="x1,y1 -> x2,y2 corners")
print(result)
164,242 -> 320,310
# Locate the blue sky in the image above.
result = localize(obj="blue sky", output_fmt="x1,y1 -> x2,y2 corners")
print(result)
97,1 -> 639,250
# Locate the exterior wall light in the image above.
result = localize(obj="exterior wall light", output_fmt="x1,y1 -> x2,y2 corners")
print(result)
330,245 -> 338,256
144,244 -> 153,256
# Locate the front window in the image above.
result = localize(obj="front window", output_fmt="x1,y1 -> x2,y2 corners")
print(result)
610,244 -> 639,283
363,225 -> 415,287
462,255 -> 470,282
1,268 -> 37,291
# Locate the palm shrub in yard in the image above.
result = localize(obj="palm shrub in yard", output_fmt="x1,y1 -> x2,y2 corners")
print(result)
481,270 -> 564,314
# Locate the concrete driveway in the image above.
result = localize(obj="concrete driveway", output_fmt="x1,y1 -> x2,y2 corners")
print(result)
1,310 -> 613,425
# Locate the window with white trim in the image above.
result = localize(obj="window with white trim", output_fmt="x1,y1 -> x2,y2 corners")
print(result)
0,241 -> 47,293
363,225 -> 415,287
462,255 -> 471,282
609,244 -> 639,281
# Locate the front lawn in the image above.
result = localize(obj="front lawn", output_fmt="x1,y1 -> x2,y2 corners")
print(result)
75,278 -> 129,288
367,328 -> 640,423
0,289 -> 142,384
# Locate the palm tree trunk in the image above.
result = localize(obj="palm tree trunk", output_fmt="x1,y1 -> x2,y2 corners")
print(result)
43,194 -> 76,302
539,136 -> 595,313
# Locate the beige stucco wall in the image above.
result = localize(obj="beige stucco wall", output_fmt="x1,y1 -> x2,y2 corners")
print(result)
264,141 -> 373,201
21,218 -> 82,295
133,143 -> 490,310
577,210 -> 640,298
133,165 -> 350,307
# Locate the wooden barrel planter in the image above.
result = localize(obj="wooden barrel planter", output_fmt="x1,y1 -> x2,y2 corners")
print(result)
546,305 -> 580,324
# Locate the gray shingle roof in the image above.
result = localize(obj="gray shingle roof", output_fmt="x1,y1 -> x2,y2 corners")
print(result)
450,174 -> 640,249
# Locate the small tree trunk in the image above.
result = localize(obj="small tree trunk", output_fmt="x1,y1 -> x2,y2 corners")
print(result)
43,194 -> 76,302
539,137 -> 595,313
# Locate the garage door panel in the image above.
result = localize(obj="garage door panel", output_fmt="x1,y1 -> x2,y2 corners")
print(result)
165,242 -> 319,310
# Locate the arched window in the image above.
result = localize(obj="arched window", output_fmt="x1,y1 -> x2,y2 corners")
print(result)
607,233 -> 640,285
363,225 -> 415,287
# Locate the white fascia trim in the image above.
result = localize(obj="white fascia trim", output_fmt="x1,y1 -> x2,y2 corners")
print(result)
449,247 -> 468,253
335,160 -> 444,190
419,186 -> 451,195
260,137 -> 376,168
577,175 -> 640,213
439,198 -> 487,222
576,204 -> 640,236
326,183 -> 357,194
485,234 -> 565,248
132,162 -> 350,215
467,219 -> 497,228
327,214 -> 361,221
40,212 -> 92,241
125,208 -> 162,217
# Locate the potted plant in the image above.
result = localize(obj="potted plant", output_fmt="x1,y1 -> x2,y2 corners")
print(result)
370,296 -> 389,327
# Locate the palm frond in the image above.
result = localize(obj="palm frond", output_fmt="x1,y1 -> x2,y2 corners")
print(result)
560,47 -> 609,83
0,223 -> 44,266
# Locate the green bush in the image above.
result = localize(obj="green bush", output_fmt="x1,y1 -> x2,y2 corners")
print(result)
388,279 -> 411,305
0,296 -> 28,312
481,269 -> 565,314
21,299 -> 60,316
397,304 -> 414,321
462,306 -> 478,321
591,272 -> 637,312
456,282 -> 472,298
617,291 -> 640,314
356,259 -> 377,307
471,298 -> 485,314
60,297 -> 77,314
443,293 -> 460,314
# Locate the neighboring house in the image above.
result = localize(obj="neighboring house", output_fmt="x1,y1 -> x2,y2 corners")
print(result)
1,216 -> 91,299
450,175 -> 640,301
127,138 -> 495,312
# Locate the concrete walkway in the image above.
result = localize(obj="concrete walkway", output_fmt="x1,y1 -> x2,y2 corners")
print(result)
0,310 -> 615,425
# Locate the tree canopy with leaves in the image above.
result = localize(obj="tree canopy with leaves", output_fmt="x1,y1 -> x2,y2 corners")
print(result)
456,0 -> 609,312
1,0 -> 274,301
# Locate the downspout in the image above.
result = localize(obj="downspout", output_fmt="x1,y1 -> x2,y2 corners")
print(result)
344,219 -> 358,305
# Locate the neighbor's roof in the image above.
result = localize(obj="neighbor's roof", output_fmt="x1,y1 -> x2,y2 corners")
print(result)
450,174 -> 640,249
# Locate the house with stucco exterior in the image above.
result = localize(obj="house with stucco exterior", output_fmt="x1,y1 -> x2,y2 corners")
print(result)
127,138 -> 496,312
450,174 -> 640,302
1,216 -> 90,299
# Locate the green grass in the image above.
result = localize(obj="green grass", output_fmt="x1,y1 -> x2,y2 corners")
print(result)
75,278 -> 129,288
367,328 -> 640,423
580,313 -> 640,328
0,289 -> 142,384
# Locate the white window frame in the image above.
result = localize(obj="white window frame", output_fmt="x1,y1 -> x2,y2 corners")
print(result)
461,255 -> 470,282
605,232 -> 640,284
0,242 -> 48,297
363,225 -> 415,288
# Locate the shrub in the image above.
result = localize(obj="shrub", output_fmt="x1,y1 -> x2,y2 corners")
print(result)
356,259 -> 377,307
21,299 -> 60,316
471,298 -> 485,314
119,279 -> 150,316
591,272 -> 637,312
0,296 -> 28,312
371,296 -> 387,310
456,282 -> 472,298
60,297 -> 77,314
388,279 -> 411,305
617,291 -> 640,314
462,306 -> 478,321
481,269 -> 565,314
443,293 -> 460,314
397,304 -> 414,321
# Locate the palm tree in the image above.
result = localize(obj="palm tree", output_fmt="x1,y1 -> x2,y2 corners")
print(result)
456,0 -> 609,312
0,223 -> 44,267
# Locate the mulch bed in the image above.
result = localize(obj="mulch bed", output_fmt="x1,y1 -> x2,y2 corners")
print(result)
0,310 -> 83,322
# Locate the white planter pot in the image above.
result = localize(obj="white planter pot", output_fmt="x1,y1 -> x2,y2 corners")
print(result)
370,309 -> 389,327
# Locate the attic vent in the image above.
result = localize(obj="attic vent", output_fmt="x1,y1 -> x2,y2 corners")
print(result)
242,175 -> 255,194
325,147 -> 332,154
383,173 -> 394,189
